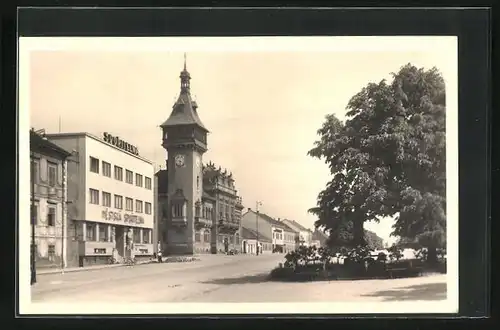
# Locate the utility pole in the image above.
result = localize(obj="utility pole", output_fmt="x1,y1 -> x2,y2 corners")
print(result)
30,149 -> 37,285
255,201 -> 262,256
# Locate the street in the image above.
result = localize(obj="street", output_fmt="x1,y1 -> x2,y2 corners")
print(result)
31,254 -> 446,303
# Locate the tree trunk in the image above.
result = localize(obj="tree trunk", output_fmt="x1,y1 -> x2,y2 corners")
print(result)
427,246 -> 438,265
353,219 -> 365,246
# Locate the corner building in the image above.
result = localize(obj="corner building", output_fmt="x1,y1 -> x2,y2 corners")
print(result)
46,132 -> 155,267
157,60 -> 243,255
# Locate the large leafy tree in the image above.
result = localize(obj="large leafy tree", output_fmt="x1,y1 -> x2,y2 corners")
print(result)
308,63 -> 446,263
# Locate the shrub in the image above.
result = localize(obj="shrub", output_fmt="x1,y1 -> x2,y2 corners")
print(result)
269,266 -> 295,280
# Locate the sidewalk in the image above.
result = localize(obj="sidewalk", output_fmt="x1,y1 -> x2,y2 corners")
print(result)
37,253 -> 257,275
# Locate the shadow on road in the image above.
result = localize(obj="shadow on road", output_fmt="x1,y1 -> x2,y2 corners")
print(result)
201,273 -> 271,285
361,282 -> 447,301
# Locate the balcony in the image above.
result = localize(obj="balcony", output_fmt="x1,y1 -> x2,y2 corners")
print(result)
170,216 -> 188,228
194,216 -> 212,229
218,217 -> 240,233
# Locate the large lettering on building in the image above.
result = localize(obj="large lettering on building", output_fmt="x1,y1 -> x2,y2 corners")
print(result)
101,208 -> 145,225
103,132 -> 139,156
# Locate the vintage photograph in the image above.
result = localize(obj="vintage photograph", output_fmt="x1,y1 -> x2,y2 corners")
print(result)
18,36 -> 458,314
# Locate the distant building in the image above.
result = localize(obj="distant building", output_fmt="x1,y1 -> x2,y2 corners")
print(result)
46,131 -> 155,267
240,227 -> 272,254
312,228 -> 329,247
30,129 -> 72,270
156,58 -> 244,255
281,219 -> 313,247
241,209 -> 298,254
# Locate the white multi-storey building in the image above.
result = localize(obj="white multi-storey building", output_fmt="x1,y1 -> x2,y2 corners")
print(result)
46,132 -> 155,267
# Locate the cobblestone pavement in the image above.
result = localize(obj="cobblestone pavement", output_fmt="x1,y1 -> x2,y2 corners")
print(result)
31,254 -> 446,303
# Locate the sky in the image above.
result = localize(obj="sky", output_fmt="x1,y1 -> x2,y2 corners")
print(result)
25,37 -> 457,245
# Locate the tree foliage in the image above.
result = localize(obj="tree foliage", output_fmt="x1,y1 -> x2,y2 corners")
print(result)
308,63 -> 446,262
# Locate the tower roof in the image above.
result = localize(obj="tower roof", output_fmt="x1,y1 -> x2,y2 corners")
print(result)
160,54 -> 208,132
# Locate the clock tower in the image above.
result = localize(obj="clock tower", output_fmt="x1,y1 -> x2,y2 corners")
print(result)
160,55 -> 209,255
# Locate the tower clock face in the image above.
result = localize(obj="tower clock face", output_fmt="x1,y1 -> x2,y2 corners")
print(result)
175,154 -> 185,168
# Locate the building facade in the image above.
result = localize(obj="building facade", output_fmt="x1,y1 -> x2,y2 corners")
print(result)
240,227 -> 272,255
157,60 -> 244,255
30,129 -> 71,270
241,209 -> 298,254
46,132 -> 155,267
282,219 -> 313,247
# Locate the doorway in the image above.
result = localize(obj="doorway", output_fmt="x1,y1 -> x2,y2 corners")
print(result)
242,241 -> 247,254
223,237 -> 229,253
115,226 -> 125,258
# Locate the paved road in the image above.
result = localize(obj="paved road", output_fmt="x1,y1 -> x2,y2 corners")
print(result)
31,254 -> 446,303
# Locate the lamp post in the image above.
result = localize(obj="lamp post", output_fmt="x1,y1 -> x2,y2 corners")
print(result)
255,201 -> 262,256
30,151 -> 36,285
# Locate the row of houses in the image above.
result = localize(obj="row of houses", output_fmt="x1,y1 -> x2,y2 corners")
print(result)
28,59 -> 324,271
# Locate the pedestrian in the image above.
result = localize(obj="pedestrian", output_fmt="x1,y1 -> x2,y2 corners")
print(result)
157,241 -> 163,263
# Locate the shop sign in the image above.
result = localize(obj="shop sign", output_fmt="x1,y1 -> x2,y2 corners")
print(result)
103,132 -> 139,156
101,208 -> 145,225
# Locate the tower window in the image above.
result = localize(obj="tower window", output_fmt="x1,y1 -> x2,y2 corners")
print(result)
172,203 -> 184,218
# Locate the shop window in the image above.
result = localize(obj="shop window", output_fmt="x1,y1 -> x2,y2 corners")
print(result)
133,230 -> 141,244
203,231 -> 210,243
86,223 -> 96,241
99,225 -> 108,242
142,229 -> 150,244
195,232 -> 201,242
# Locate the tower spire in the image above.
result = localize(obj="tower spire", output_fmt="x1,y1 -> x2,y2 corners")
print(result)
180,53 -> 191,94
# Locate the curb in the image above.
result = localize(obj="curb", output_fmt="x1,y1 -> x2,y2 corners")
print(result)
37,260 -> 155,275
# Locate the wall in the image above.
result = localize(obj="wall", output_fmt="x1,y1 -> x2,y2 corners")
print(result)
84,135 -> 155,229
31,150 -> 66,269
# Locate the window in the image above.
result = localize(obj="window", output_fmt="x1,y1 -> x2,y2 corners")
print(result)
89,188 -> 99,204
90,156 -> 99,173
235,234 -> 239,245
48,162 -> 57,187
48,245 -> 56,261
47,205 -> 56,226
114,166 -> 123,181
203,231 -> 210,243
31,159 -> 39,183
142,229 -> 150,244
86,223 -> 96,241
125,197 -> 134,211
145,177 -> 152,190
99,225 -> 108,242
133,230 -> 141,243
31,202 -> 38,225
172,203 -> 183,218
102,192 -> 111,207
145,202 -> 152,215
135,173 -> 143,187
102,161 -> 111,177
135,200 -> 143,213
195,232 -> 201,242
125,170 -> 133,184
114,195 -> 123,209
